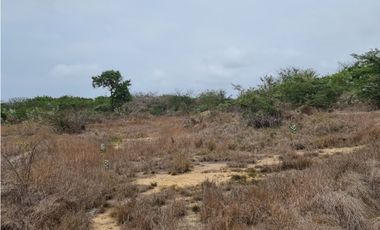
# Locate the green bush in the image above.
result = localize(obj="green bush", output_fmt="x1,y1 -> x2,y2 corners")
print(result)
196,90 -> 228,112
237,89 -> 282,128
1,96 -> 113,123
166,94 -> 194,112
144,94 -> 194,115
348,49 -> 380,107
277,68 -> 340,108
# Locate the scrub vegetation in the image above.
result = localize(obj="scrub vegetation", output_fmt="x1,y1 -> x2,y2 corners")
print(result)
1,49 -> 380,229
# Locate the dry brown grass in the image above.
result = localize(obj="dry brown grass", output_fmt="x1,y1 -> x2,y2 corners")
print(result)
280,153 -> 313,170
199,137 -> 380,229
112,191 -> 186,230
1,110 -> 380,229
169,151 -> 192,175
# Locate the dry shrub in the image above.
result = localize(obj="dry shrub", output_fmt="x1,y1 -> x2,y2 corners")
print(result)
309,192 -> 370,229
200,181 -> 224,223
281,154 -> 312,170
351,126 -> 380,144
194,138 -> 203,148
30,197 -> 90,230
298,105 -> 316,115
48,111 -> 88,134
199,136 -> 380,229
1,131 -> 115,229
206,140 -> 216,151
200,181 -> 285,229
114,194 -> 185,230
313,134 -> 350,148
164,199 -> 187,219
170,151 -> 191,175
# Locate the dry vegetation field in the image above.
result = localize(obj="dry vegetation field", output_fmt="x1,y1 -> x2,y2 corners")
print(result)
1,110 -> 380,229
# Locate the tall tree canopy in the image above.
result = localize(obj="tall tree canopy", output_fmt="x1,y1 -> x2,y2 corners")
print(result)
92,70 -> 132,109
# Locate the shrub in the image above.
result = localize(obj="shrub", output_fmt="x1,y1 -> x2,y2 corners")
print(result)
237,90 -> 282,128
196,90 -> 228,112
277,68 -> 340,108
166,94 -> 194,112
48,110 -> 88,134
348,49 -> 380,107
281,154 -> 312,170
170,151 -> 192,175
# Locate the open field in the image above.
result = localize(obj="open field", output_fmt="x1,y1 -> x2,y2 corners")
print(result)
1,110 -> 380,229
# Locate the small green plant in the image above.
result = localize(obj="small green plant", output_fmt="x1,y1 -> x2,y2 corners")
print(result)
289,123 -> 297,134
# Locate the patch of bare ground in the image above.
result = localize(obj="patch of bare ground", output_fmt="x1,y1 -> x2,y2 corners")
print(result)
132,145 -> 365,193
298,145 -> 364,156
135,163 -> 233,194
92,207 -> 120,230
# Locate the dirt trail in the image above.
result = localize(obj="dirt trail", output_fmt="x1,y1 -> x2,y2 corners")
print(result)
178,210 -> 201,230
91,208 -> 119,230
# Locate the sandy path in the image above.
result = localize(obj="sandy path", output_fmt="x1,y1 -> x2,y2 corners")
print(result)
91,208 -> 119,230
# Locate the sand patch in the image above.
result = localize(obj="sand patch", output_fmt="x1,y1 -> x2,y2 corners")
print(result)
91,208 -> 119,230
255,155 -> 281,167
135,163 -> 234,193
178,210 -> 201,230
297,145 -> 364,157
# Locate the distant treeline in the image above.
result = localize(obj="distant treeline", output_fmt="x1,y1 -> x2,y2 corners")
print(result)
1,49 -> 379,127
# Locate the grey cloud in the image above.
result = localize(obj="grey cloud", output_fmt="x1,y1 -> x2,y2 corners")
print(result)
2,0 -> 380,100
49,64 -> 101,79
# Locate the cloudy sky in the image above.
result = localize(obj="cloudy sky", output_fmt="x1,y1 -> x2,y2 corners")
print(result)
2,0 -> 380,100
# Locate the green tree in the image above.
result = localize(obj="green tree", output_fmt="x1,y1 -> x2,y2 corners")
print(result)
277,68 -> 340,108
349,49 -> 380,107
92,70 -> 132,109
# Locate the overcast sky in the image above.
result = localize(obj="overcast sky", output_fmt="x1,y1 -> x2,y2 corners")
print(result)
2,0 -> 380,100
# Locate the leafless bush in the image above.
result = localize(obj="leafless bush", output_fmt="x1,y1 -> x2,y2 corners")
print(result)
48,110 -> 88,134
169,151 -> 192,175
281,154 -> 312,170
114,193 -> 184,230
1,137 -> 49,203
